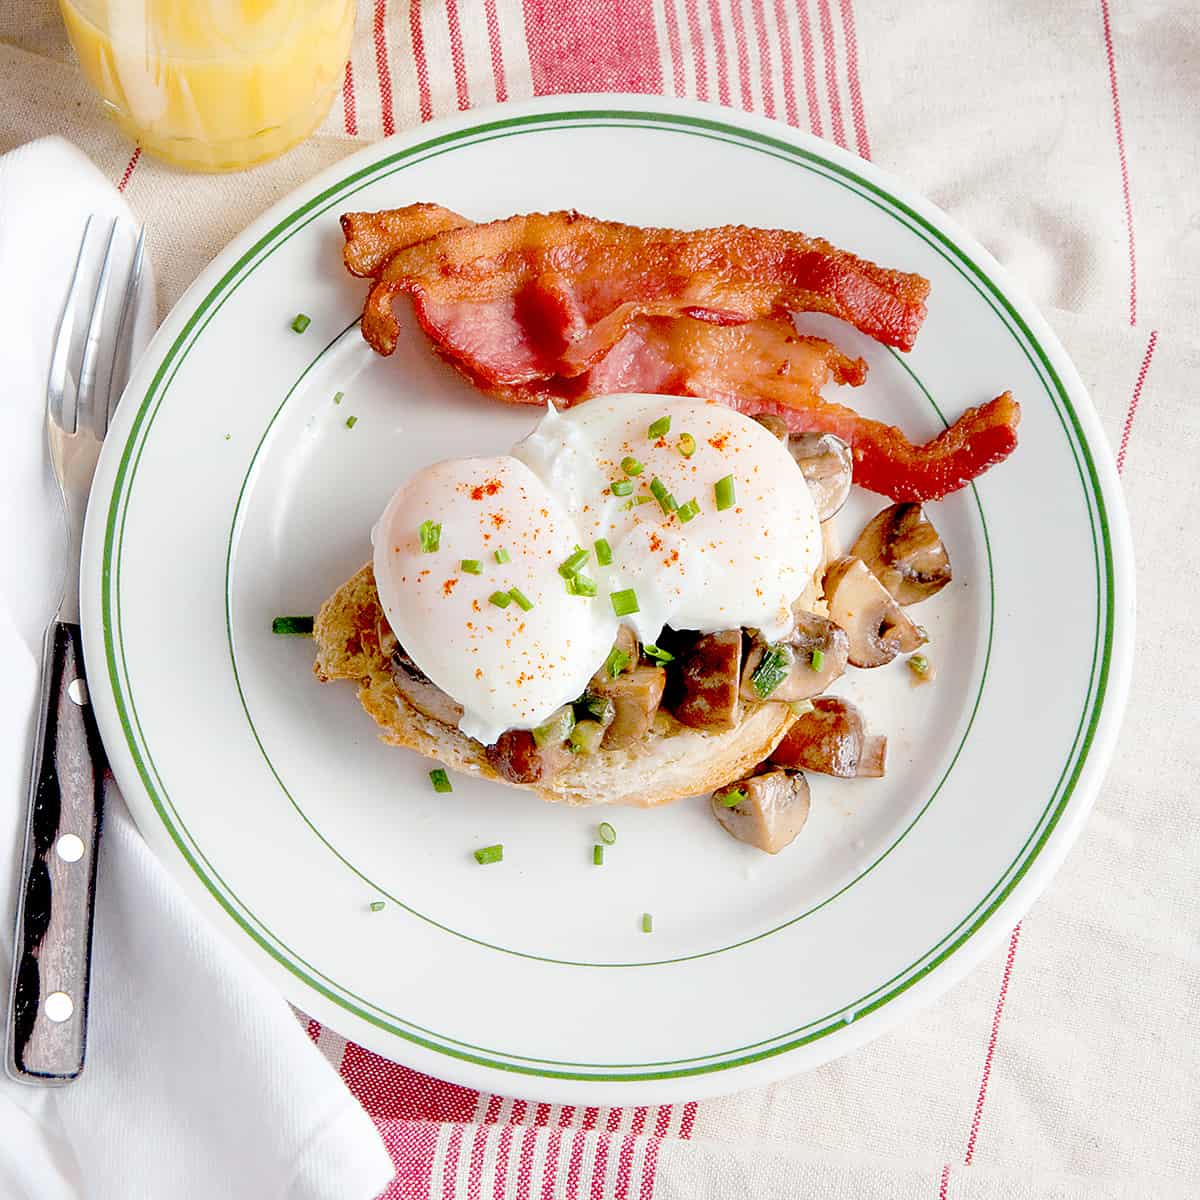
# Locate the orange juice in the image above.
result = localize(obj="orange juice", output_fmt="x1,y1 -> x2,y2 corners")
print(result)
59,0 -> 356,172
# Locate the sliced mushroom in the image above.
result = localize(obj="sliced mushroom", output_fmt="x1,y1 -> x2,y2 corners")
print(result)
712,770 -> 811,854
588,664 -> 666,749
851,503 -> 952,604
390,646 -> 465,727
740,612 -> 849,702
771,697 -> 886,778
671,630 -> 743,731
823,557 -> 927,668
788,432 -> 853,521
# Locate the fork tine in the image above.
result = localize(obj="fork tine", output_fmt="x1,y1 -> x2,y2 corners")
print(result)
104,225 -> 146,430
47,216 -> 96,435
76,218 -> 120,439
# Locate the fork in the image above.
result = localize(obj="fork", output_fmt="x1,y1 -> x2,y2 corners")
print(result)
5,216 -> 145,1085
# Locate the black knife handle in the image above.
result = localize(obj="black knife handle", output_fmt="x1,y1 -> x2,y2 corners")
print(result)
6,621 -> 106,1084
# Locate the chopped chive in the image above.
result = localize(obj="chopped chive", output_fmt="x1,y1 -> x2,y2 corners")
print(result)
461,559 -> 482,575
345,415 -> 358,429
598,821 -> 617,845
916,624 -> 930,641
604,647 -> 631,678
641,912 -> 654,933
333,391 -> 344,404
488,590 -> 512,609
649,477 -> 678,513
789,699 -> 815,717
473,844 -> 503,865
533,707 -> 575,747
418,519 -> 441,553
714,475 -> 736,511
647,415 -> 671,439
580,695 -> 615,723
508,587 -> 534,612
594,538 -> 613,566
718,787 -> 747,808
677,498 -> 700,523
558,547 -> 589,577
810,648 -> 825,672
621,455 -> 644,476
593,844 -> 605,866
908,654 -> 930,677
678,432 -> 696,458
290,313 -> 310,333
750,644 -> 793,698
369,900 -> 386,912
224,433 -> 231,440
610,588 -> 640,617
568,573 -> 598,597
611,479 -> 634,496
429,768 -> 453,793
643,643 -> 674,665
271,615 -> 314,636
494,547 -> 511,564
635,494 -> 655,505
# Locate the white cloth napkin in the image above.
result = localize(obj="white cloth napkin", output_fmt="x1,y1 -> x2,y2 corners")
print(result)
0,137 -> 393,1200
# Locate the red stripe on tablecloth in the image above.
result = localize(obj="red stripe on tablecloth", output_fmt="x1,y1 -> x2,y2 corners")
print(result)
653,1105 -> 672,1137
304,1018 -> 320,1043
606,1107 -> 622,1133
615,1133 -> 637,1197
795,0 -> 823,136
407,0 -> 433,122
639,1135 -> 660,1200
511,1099 -> 529,1126
838,0 -> 870,158
589,1130 -> 611,1198
771,0 -> 798,125
679,1101 -> 698,1138
483,0 -> 510,102
373,0 -> 397,134
750,0 -> 776,118
533,1102 -> 552,1127
1100,0 -> 1138,325
493,1124 -> 515,1199
1116,329 -> 1157,474
630,1105 -> 649,1136
683,0 -> 711,100
341,59 -> 359,135
375,1120 -> 440,1200
465,1121 -> 488,1199
963,923 -> 1022,1166
516,1124 -> 537,1196
580,1106 -> 600,1132
706,0 -> 732,105
565,1128 -> 586,1193
816,0 -> 847,147
727,0 -> 755,111
116,146 -> 141,192
483,1094 -> 503,1124
938,1161 -> 951,1199
663,0 -> 687,98
540,1128 -> 563,1199
341,1047 -> 481,1122
523,0 -> 663,94
445,0 -> 472,111
442,1124 -> 465,1198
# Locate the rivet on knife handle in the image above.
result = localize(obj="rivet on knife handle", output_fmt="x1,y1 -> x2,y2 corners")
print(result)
6,621 -> 106,1084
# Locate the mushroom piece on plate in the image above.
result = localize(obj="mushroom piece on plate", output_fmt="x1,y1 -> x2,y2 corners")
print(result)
823,556 -> 927,668
712,770 -> 811,854
850,502 -> 951,605
771,696 -> 886,778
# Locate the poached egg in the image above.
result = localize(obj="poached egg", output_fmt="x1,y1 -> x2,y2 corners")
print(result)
372,394 -> 822,745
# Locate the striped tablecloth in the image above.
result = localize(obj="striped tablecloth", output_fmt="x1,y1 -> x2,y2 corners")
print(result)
3,2 -> 1197,1196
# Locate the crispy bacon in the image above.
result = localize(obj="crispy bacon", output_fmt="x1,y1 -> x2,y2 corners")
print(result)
347,207 -> 930,366
340,205 -> 1020,500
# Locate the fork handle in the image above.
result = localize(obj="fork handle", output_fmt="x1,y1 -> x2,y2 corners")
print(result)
6,621 -> 106,1084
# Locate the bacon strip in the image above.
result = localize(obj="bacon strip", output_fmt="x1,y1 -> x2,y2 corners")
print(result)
351,208 -> 930,366
340,205 -> 1020,500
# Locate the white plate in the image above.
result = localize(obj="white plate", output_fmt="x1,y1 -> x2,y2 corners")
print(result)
80,96 -> 1133,1103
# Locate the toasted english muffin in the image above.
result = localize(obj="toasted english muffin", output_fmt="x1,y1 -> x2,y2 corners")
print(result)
313,564 -> 803,807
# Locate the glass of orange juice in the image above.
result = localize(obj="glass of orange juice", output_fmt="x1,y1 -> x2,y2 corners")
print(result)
59,0 -> 357,172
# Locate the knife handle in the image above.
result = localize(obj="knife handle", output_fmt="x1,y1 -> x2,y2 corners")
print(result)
6,621 -> 106,1084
